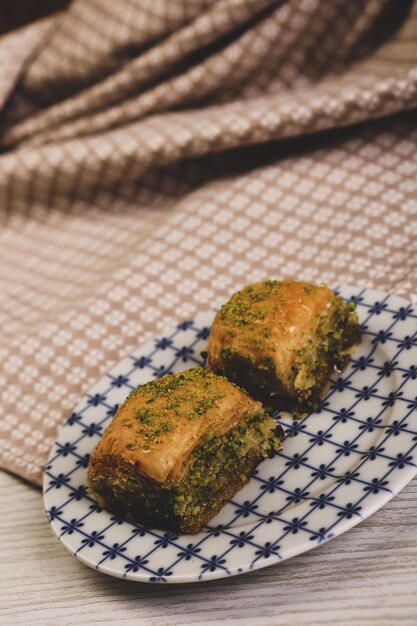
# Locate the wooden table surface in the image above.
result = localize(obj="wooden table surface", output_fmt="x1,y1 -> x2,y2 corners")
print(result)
0,470 -> 416,626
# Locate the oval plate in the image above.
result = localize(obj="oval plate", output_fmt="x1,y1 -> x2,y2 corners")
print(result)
43,286 -> 417,583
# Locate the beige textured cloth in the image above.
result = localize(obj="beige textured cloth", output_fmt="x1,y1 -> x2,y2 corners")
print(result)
0,0 -> 416,486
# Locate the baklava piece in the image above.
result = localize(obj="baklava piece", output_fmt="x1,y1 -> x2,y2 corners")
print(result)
207,280 -> 360,411
87,367 -> 283,534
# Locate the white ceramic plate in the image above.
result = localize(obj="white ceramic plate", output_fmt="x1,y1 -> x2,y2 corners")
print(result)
43,286 -> 417,583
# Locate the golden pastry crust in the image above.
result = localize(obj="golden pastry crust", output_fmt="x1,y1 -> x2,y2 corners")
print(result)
87,367 -> 283,534
206,280 -> 361,410
90,367 -> 261,483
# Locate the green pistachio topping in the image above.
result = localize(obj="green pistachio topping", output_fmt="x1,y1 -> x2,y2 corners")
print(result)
218,281 -> 281,327
125,367 -> 247,450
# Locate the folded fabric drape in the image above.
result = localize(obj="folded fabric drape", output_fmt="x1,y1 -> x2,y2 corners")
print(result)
0,0 -> 416,485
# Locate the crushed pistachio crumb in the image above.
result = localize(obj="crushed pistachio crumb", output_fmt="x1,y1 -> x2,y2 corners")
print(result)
189,397 -> 217,420
136,407 -> 154,424
139,420 -> 175,448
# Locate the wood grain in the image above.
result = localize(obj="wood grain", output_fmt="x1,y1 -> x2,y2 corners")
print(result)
0,470 -> 416,626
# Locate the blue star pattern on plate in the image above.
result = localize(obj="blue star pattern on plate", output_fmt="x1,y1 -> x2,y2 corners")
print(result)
43,286 -> 417,583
